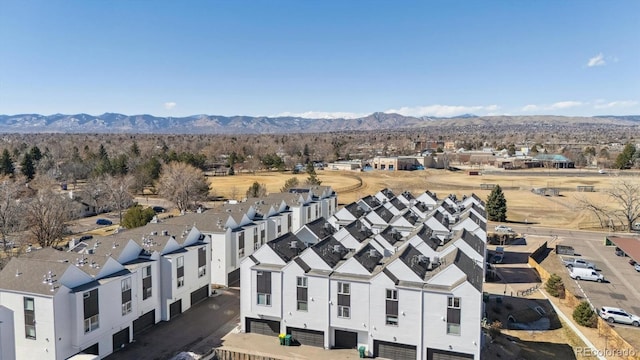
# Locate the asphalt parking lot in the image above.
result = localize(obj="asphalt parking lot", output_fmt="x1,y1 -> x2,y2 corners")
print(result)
550,232 -> 640,329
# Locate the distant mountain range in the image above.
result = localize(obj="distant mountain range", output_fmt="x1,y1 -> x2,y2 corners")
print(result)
0,113 -> 637,134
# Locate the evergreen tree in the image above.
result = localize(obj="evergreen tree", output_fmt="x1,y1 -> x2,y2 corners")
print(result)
545,273 -> 565,298
130,141 -> 140,157
486,185 -> 507,222
614,143 -> 636,169
0,149 -> 14,176
280,177 -> 300,192
246,181 -> 268,198
29,146 -> 43,162
21,153 -> 35,180
573,301 -> 597,328
305,163 -> 322,185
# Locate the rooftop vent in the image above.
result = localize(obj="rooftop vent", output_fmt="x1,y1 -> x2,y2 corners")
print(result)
290,241 -> 298,249
162,230 -> 168,236
368,249 -> 378,257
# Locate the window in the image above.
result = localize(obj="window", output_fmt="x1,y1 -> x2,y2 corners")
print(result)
260,229 -> 266,245
447,296 -> 461,335
277,220 -> 282,234
177,256 -> 184,288
296,276 -> 308,311
253,230 -> 258,249
121,278 -> 132,316
307,206 -> 311,220
83,289 -> 99,333
386,289 -> 398,326
24,297 -> 36,339
287,214 -> 292,232
142,265 -> 152,300
198,247 -> 206,278
256,271 -> 272,306
238,232 -> 245,258
337,282 -> 350,318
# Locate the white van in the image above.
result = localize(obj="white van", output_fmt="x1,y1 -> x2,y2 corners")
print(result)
569,267 -> 604,282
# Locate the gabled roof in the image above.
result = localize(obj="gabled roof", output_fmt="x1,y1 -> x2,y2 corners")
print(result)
374,206 -> 394,223
432,210 -> 450,228
268,233 -> 306,263
471,193 -> 485,207
415,226 -> 440,250
379,226 -> 403,245
359,195 -> 381,210
399,244 -> 430,279
0,255 -> 72,296
458,229 -> 485,256
353,243 -> 384,273
343,219 -> 373,243
380,188 -> 396,199
304,217 -> 336,240
344,202 -> 367,218
402,210 -> 420,226
389,197 -> 407,211
471,202 -> 486,218
454,249 -> 483,292
412,201 -> 431,213
311,237 -> 350,268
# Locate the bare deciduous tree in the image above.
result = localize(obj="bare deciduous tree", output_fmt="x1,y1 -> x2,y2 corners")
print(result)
102,174 -> 135,224
157,162 -> 209,212
0,177 -> 24,249
577,179 -> 640,231
23,189 -> 76,248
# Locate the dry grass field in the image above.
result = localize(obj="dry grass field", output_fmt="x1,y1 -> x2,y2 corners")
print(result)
208,169 -> 629,230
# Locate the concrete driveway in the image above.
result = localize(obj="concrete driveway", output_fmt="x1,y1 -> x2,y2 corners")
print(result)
106,288 -> 240,360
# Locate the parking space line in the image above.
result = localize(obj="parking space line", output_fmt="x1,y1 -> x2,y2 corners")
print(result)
585,240 -> 640,303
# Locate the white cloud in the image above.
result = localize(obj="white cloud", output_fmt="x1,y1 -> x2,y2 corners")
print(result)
522,104 -> 538,112
384,104 -> 500,117
593,100 -> 638,109
550,101 -> 583,109
273,111 -> 367,119
587,53 -> 605,67
164,102 -> 177,110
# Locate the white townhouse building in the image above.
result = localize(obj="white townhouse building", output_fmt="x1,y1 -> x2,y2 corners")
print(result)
0,221 -> 211,360
328,202 -> 368,230
240,190 -> 487,360
170,186 -> 336,287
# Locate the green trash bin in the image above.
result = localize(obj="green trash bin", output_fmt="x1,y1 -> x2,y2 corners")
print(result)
358,346 -> 366,358
284,334 -> 292,346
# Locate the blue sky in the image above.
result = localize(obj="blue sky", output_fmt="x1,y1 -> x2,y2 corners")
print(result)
1,1 -> 638,118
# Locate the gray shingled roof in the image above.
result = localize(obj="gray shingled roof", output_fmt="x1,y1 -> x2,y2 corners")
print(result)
453,249 -> 483,292
389,198 -> 407,211
353,243 -> 384,273
311,237 -> 349,268
343,219 -> 373,243
400,244 -> 430,279
379,226 -> 403,245
415,226 -> 440,250
0,255 -> 72,295
344,202 -> 367,218
359,195 -> 381,209
374,207 -> 394,223
304,217 -> 336,240
268,233 -> 306,263
459,229 -> 485,257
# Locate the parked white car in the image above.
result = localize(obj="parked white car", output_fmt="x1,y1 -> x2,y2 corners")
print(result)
599,307 -> 640,326
494,225 -> 512,233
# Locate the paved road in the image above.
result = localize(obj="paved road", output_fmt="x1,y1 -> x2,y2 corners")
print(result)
106,288 -> 240,360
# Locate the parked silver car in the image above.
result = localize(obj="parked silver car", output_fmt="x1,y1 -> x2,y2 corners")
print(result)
599,306 -> 640,326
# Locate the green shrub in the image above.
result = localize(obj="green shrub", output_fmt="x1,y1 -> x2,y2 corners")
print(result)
122,205 -> 156,229
573,301 -> 598,328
